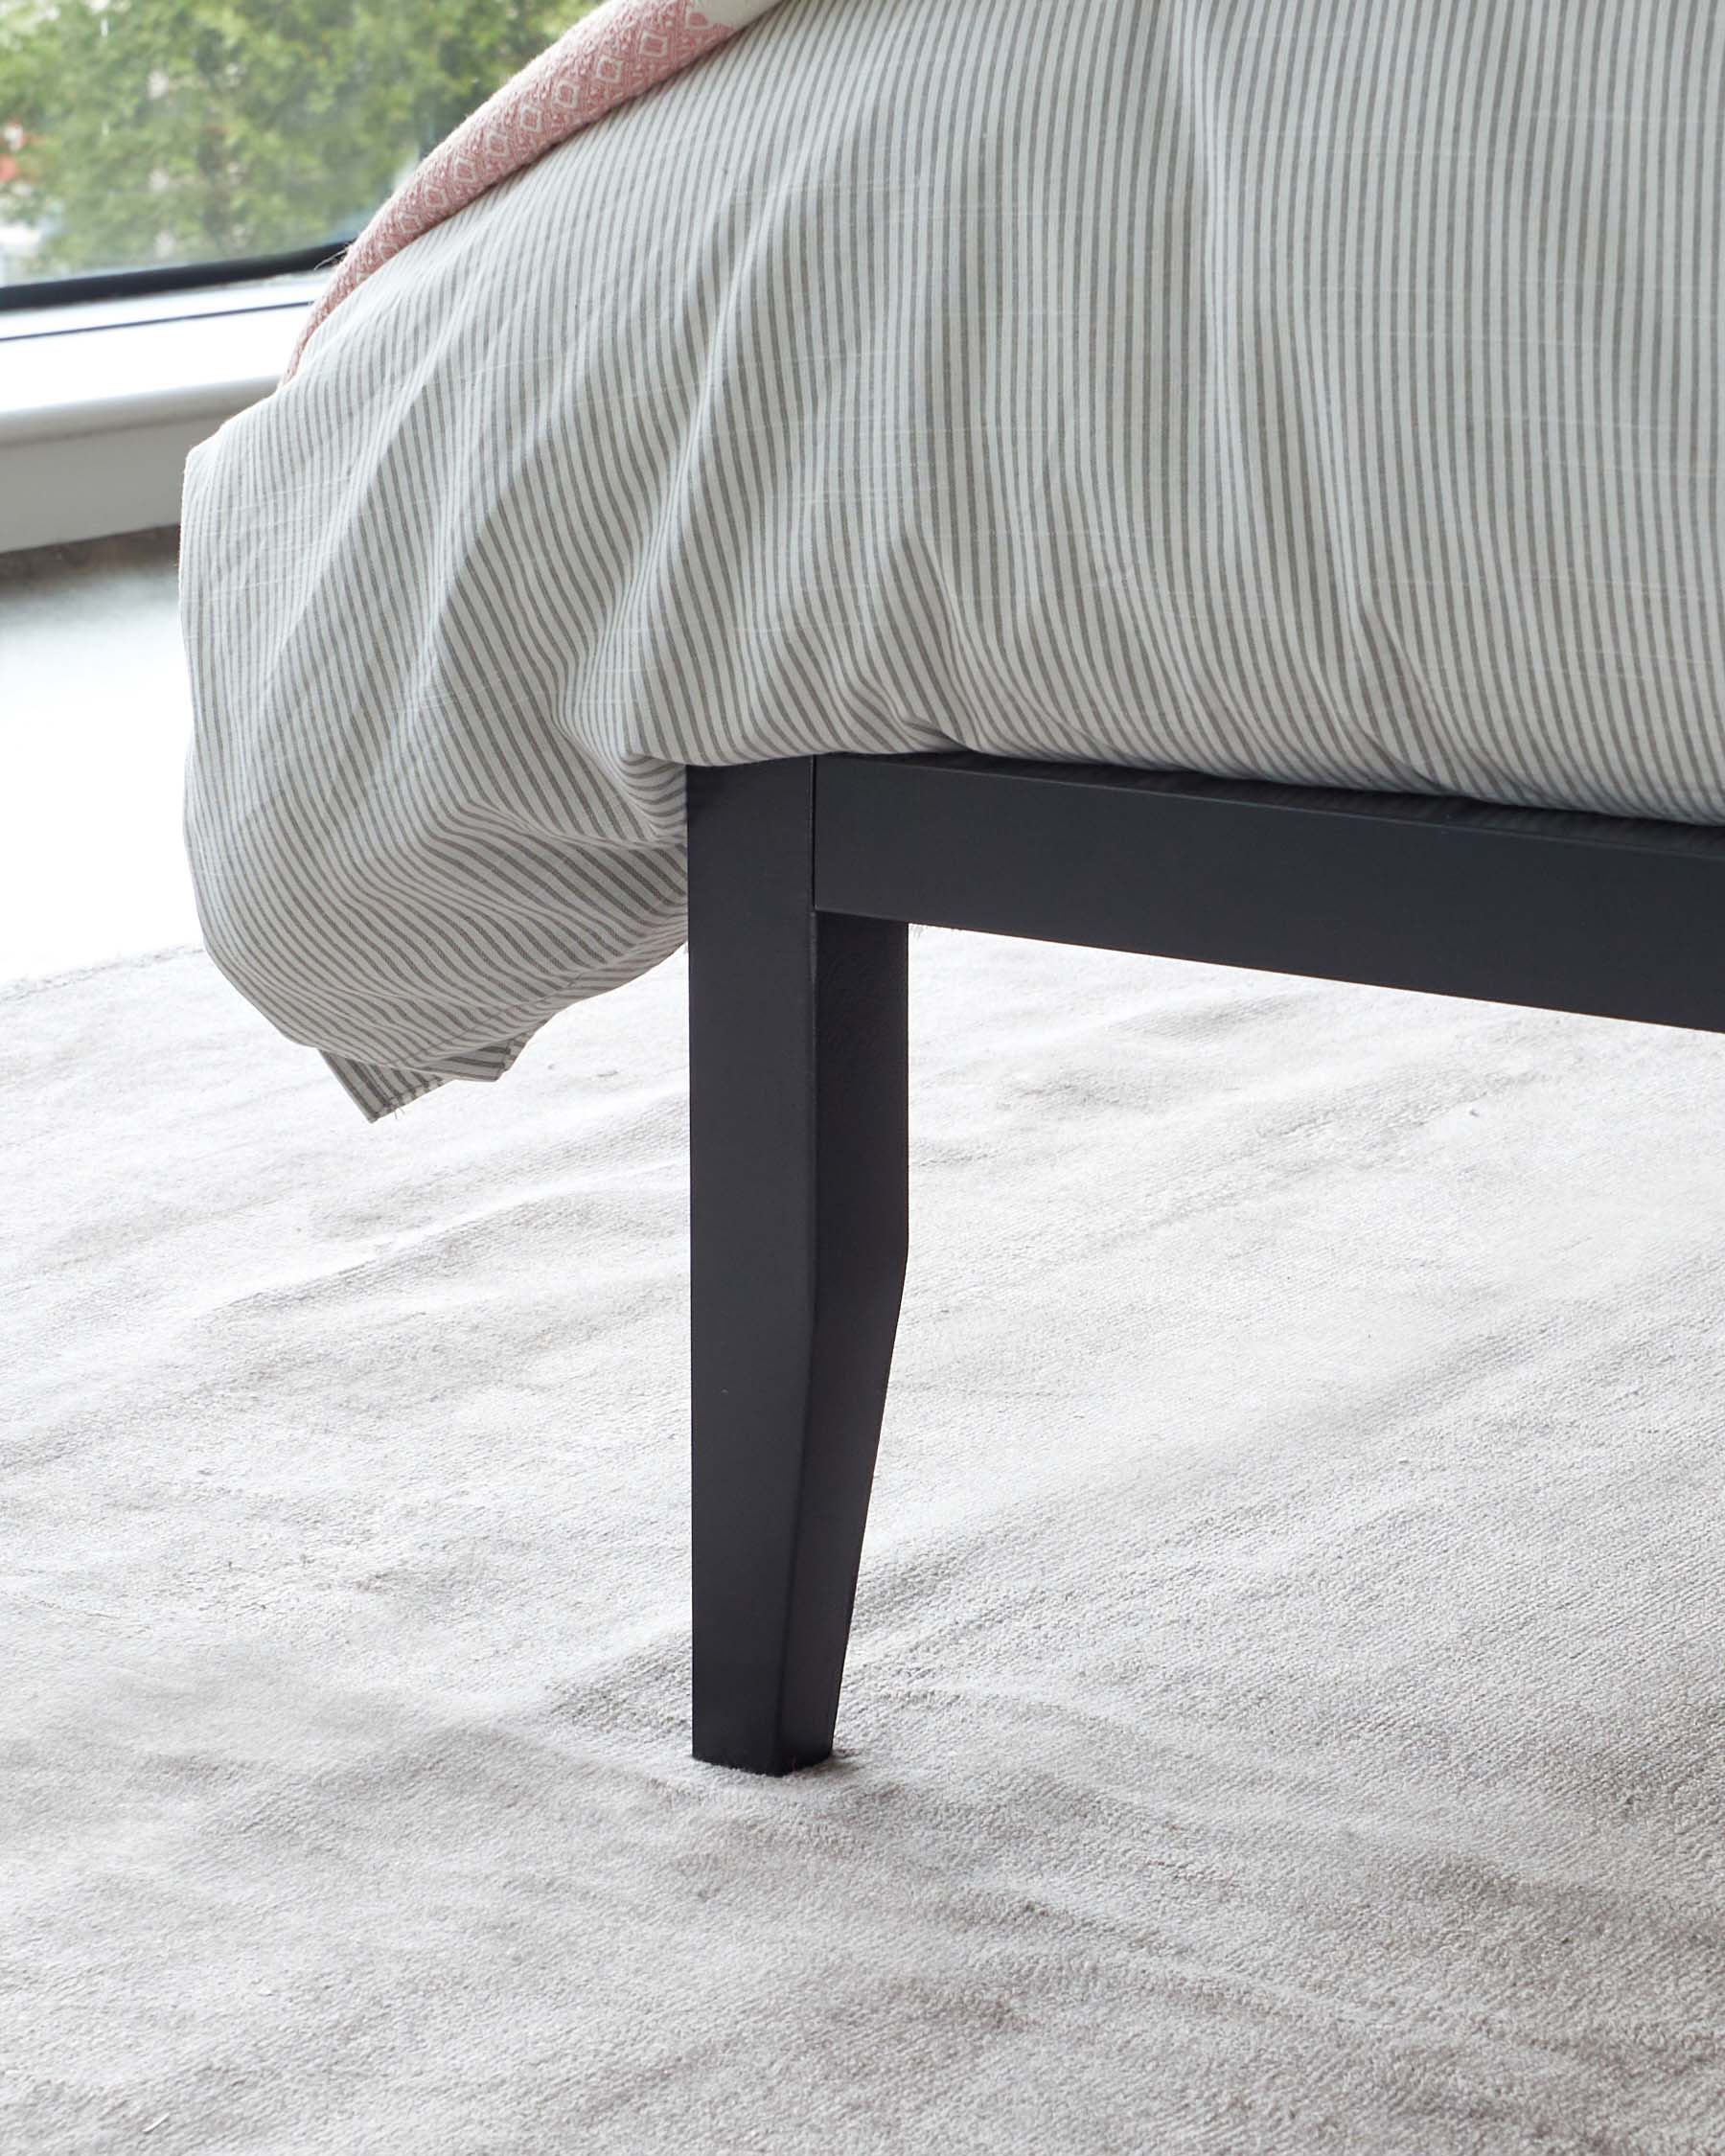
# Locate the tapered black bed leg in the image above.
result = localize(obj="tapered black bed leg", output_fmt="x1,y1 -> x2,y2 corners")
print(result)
686,758 -> 909,1775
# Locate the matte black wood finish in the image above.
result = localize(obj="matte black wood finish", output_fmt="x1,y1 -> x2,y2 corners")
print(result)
815,754 -> 1725,1030
816,751 -> 1725,1034
686,758 -> 908,1775
687,746 -> 1725,1773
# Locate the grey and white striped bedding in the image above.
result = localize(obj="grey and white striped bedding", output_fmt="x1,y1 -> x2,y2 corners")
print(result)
179,0 -> 1725,1122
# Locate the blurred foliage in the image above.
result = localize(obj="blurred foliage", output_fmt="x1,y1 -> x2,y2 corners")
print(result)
0,0 -> 594,279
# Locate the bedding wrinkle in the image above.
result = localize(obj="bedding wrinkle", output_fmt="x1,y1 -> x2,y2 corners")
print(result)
1425,0 -> 1551,811
1351,1 -> 1457,798
1167,0 -> 1272,773
1246,0 -> 1348,774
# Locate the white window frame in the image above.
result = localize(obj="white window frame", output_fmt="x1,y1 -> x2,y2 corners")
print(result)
0,282 -> 316,553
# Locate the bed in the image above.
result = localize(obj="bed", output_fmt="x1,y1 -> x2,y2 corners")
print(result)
177,0 -> 1725,1770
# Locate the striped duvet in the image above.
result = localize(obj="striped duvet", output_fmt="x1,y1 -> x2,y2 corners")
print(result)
179,0 -> 1725,1122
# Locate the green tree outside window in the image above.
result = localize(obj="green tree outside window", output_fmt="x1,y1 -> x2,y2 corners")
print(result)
0,0 -> 594,284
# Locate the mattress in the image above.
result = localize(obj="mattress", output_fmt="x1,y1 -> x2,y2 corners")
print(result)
178,0 -> 1725,1121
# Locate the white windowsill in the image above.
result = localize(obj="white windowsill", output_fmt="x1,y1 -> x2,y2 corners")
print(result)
0,282 -> 318,553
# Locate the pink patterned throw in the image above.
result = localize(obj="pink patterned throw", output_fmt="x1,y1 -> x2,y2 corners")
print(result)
283,0 -> 785,380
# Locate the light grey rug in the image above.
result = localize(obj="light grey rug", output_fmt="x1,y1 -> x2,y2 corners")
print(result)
7,929 -> 1725,2153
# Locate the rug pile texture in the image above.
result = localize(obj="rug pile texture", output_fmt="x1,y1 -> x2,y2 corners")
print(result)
6,930 -> 1724,2152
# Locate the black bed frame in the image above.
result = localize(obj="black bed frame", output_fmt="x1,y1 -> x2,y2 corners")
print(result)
684,748 -> 1725,1775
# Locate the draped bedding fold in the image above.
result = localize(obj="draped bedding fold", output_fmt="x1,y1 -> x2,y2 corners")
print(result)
179,0 -> 1725,1122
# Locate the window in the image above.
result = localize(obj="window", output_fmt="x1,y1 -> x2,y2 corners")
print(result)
0,0 -> 589,305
